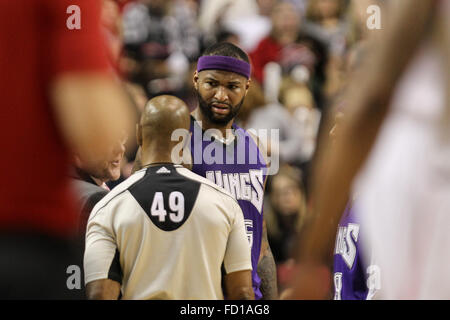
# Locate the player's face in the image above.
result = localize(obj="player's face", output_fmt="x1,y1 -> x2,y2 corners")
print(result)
194,70 -> 250,125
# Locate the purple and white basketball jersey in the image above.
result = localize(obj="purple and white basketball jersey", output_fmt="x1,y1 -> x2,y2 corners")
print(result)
189,116 -> 267,300
333,203 -> 379,300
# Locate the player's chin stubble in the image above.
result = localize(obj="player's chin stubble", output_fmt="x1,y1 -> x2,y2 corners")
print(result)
195,90 -> 244,125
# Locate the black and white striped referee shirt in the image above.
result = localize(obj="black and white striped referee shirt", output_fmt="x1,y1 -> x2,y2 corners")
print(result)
84,164 -> 252,300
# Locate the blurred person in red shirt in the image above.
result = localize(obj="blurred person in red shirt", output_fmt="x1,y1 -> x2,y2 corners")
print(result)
0,0 -> 134,299
250,1 -> 302,85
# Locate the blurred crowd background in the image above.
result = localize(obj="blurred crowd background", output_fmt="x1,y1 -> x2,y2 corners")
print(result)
101,0 -> 383,295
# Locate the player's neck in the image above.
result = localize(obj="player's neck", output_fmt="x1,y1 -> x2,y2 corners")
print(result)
192,108 -> 234,138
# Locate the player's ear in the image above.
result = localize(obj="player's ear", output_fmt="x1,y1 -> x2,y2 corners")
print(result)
245,78 -> 251,95
193,71 -> 199,90
136,123 -> 143,147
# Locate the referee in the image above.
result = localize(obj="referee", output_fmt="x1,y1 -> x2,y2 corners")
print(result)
84,95 -> 254,300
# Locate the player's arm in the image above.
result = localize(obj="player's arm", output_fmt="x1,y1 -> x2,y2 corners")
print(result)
247,130 -> 279,299
257,218 -> 278,300
225,270 -> 254,300
86,279 -> 120,300
287,0 -> 436,299
47,0 -> 134,161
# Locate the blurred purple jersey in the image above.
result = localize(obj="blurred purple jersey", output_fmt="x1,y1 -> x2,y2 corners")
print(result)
189,116 -> 267,300
333,203 -> 372,300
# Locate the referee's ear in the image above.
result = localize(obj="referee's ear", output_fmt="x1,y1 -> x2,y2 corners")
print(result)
136,123 -> 143,147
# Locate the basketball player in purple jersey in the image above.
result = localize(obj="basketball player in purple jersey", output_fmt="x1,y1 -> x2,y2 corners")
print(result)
333,203 -> 380,300
133,42 -> 278,299
189,43 -> 277,300
330,114 -> 380,300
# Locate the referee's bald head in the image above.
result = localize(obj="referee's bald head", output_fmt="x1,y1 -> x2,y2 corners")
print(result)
137,95 -> 190,149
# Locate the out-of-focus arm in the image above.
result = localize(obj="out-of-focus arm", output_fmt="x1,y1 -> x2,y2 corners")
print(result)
287,0 -> 437,299
51,74 -> 135,161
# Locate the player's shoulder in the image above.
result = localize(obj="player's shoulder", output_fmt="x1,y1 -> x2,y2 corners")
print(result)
175,166 -> 239,205
235,123 -> 270,167
233,122 -> 260,149
89,169 -> 147,220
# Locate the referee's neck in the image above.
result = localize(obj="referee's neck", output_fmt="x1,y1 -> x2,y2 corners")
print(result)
140,145 -> 174,168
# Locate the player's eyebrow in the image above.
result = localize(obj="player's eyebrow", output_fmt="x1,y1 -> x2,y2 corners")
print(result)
203,76 -> 243,86
203,76 -> 218,82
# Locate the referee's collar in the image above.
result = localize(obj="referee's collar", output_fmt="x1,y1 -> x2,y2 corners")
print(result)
138,163 -> 183,175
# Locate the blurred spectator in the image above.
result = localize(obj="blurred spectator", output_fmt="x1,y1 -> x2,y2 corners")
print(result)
245,93 -> 304,166
278,34 -> 328,110
101,0 -> 124,70
235,79 -> 266,128
303,0 -> 350,99
122,0 -> 200,96
279,79 -> 321,163
303,0 -> 349,59
198,0 -> 259,47
250,1 -> 302,84
245,75 -> 320,189
290,0 -> 308,14
220,0 -> 274,53
266,165 -> 307,263
264,166 -> 307,292
124,81 -> 148,114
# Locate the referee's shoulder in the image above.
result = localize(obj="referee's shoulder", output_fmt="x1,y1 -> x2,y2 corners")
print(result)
89,169 -> 147,220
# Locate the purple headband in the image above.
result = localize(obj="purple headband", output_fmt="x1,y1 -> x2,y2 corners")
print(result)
197,55 -> 251,79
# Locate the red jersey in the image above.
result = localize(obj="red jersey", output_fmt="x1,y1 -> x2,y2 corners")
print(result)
0,0 -> 109,237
